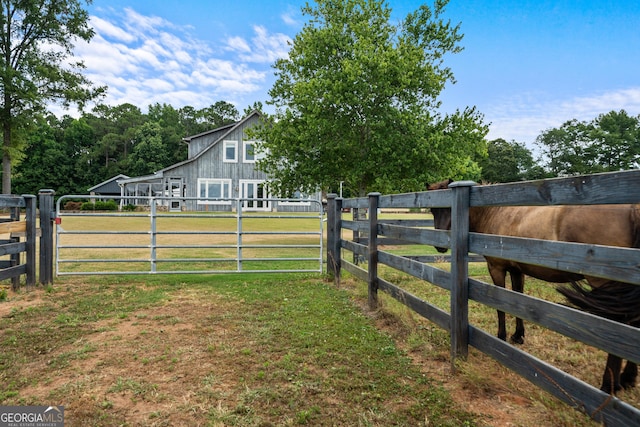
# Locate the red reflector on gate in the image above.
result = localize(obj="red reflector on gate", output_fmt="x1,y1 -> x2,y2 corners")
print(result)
55,217 -> 61,225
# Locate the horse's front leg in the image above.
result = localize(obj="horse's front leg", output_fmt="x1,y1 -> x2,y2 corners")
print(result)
601,353 -> 623,394
621,361 -> 638,389
488,264 -> 508,341
510,271 -> 525,344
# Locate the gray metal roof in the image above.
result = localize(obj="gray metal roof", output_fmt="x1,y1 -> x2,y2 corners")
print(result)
88,174 -> 130,193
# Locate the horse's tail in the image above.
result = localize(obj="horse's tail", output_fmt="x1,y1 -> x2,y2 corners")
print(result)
558,281 -> 640,326
559,205 -> 640,324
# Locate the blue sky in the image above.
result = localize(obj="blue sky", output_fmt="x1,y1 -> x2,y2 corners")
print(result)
74,0 -> 640,148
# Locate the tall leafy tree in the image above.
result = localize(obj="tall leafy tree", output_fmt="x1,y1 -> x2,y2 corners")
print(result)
536,111 -> 640,176
0,0 -> 105,193
128,122 -> 169,177
200,101 -> 239,128
65,117 -> 97,192
536,120 -> 594,176
478,138 -> 546,183
243,101 -> 264,117
255,0 -> 487,196
88,103 -> 145,162
12,115 -> 75,195
590,110 -> 640,171
147,103 -> 188,164
178,106 -> 206,137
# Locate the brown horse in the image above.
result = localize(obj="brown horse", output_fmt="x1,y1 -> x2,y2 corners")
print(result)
427,179 -> 640,393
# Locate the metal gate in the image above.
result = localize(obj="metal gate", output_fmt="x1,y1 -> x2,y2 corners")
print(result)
55,196 -> 324,276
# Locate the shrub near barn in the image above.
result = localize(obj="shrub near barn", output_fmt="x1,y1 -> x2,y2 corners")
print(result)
80,200 -> 118,211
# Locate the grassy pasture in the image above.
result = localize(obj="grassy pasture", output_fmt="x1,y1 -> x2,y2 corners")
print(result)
0,274 -> 479,426
1,211 -> 637,425
370,216 -> 640,425
56,212 -> 323,273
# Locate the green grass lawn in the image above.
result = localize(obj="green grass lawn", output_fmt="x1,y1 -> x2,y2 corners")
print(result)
7,210 -> 632,425
0,273 -> 477,426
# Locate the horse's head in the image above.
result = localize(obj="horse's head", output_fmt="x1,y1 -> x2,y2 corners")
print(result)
427,179 -> 453,253
429,207 -> 451,253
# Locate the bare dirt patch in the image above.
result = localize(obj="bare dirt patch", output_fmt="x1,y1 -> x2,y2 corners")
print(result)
5,288 -> 253,426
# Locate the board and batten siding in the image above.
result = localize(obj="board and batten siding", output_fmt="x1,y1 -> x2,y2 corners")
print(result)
185,123 -> 235,159
155,112 -> 321,212
166,114 -> 268,210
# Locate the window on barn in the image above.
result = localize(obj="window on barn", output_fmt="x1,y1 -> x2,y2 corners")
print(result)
223,140 -> 237,163
243,141 -> 255,162
243,141 -> 265,163
197,178 -> 232,204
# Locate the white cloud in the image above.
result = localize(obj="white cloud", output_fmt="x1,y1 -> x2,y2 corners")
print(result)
142,78 -> 175,92
281,13 -> 298,26
281,5 -> 303,27
486,87 -> 640,146
226,36 -> 251,53
226,25 -> 291,63
89,16 -> 135,43
71,7 -> 287,113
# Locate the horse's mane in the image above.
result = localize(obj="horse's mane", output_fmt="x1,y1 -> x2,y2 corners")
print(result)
426,179 -> 453,191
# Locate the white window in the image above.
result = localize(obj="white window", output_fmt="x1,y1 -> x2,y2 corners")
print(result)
197,178 -> 232,204
243,141 -> 255,163
223,140 -> 237,163
243,140 -> 266,163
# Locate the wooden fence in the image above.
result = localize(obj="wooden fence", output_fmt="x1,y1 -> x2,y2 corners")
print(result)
0,190 -> 55,289
326,170 -> 640,426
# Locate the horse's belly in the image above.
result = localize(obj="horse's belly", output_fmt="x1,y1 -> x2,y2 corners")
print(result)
487,257 -> 583,283
519,264 -> 584,283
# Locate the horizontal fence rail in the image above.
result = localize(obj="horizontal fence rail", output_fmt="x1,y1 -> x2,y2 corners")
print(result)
326,170 -> 640,426
56,195 -> 324,275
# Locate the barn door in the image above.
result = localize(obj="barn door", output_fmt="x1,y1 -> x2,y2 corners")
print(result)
168,178 -> 183,211
240,180 -> 270,211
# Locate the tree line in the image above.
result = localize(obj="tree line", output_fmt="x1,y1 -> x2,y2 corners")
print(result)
11,101 -> 260,196
479,110 -> 640,184
11,102 -> 638,197
2,0 -> 638,198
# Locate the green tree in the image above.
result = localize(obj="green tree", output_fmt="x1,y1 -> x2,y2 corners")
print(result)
478,138 -> 545,183
590,110 -> 640,171
128,122 -> 169,176
0,0 -> 104,193
147,103 -> 188,164
178,106 -> 206,137
243,101 -> 264,117
89,103 -> 146,162
536,111 -> 640,176
536,119 -> 594,176
200,101 -> 239,128
12,115 -> 75,195
254,0 -> 487,197
65,117 -> 98,192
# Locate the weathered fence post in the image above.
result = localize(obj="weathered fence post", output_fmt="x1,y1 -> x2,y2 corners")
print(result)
368,193 -> 380,309
326,194 -> 342,286
9,205 -> 20,290
449,181 -> 474,370
23,195 -> 36,287
38,189 -> 55,285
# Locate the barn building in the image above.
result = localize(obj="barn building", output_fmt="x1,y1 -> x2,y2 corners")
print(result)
116,111 -> 321,212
